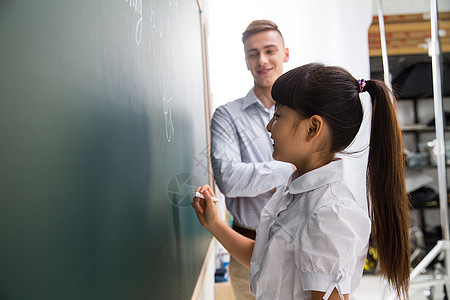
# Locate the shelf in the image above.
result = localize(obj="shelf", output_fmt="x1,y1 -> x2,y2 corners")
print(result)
406,170 -> 433,193
368,12 -> 450,56
407,164 -> 450,170
401,124 -> 450,132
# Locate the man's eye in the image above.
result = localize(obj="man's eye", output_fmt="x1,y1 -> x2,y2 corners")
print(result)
273,113 -> 280,119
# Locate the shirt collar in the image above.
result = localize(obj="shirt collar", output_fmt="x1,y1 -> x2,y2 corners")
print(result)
288,159 -> 344,194
242,88 -> 264,111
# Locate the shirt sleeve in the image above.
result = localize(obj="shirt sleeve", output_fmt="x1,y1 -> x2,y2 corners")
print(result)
295,200 -> 371,297
210,106 -> 292,198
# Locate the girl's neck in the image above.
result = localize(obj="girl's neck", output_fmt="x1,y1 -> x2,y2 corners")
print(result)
294,155 -> 335,177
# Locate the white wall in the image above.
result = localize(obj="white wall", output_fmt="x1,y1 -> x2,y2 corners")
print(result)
207,0 -> 303,110
207,0 -> 373,109
207,0 -> 374,209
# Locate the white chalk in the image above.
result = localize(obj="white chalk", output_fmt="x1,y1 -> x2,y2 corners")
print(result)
195,191 -> 219,203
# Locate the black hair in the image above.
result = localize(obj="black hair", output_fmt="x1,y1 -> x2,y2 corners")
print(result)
271,63 -> 363,152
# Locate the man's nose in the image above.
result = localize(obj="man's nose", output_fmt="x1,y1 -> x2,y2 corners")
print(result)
258,53 -> 268,65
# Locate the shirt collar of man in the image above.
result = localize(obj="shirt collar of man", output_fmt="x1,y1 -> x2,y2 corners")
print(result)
241,88 -> 263,111
287,159 -> 344,195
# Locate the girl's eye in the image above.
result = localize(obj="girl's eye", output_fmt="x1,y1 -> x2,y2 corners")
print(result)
273,113 -> 280,119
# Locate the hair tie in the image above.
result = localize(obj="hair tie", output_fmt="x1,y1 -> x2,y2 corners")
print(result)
358,79 -> 366,93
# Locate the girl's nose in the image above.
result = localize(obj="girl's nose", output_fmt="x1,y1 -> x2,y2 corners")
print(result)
266,118 -> 273,132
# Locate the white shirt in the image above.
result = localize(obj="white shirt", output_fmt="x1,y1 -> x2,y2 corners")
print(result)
249,160 -> 371,300
210,89 -> 293,229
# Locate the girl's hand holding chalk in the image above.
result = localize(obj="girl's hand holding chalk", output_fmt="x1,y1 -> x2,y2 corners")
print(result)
191,184 -> 220,228
195,191 -> 219,203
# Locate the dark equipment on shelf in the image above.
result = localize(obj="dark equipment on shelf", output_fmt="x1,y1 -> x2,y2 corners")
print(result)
409,186 -> 439,209
392,62 -> 450,99
409,187 -> 445,269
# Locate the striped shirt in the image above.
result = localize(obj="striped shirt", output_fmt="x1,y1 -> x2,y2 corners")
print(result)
210,89 -> 293,230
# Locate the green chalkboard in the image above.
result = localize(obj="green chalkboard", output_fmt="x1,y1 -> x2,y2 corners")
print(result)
0,1 -> 211,299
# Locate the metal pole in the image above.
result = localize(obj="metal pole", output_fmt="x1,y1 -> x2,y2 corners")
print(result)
429,0 -> 450,278
376,0 -> 392,90
411,241 -> 445,280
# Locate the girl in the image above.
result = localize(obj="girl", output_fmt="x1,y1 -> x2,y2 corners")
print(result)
192,63 -> 410,300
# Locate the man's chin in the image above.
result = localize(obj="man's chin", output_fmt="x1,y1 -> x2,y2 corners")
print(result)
255,79 -> 276,89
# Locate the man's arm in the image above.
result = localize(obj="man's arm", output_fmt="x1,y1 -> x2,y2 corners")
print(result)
210,107 -> 292,198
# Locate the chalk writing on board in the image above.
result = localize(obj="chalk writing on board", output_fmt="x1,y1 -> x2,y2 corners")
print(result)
167,173 -> 201,208
124,0 -> 143,45
168,0 -> 178,9
159,23 -> 163,37
150,6 -> 163,38
151,8 -> 156,29
163,94 -> 175,142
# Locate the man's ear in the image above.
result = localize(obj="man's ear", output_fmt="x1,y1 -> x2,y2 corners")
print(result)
284,48 -> 289,63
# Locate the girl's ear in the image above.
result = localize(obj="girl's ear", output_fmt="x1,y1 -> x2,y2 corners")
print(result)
306,115 -> 324,140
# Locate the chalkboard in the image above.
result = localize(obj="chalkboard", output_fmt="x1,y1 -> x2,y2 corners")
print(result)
0,1 -> 211,299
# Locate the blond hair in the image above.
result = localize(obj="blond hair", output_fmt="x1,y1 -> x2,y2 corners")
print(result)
242,20 -> 284,44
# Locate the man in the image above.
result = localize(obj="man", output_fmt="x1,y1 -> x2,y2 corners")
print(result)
210,20 -> 293,300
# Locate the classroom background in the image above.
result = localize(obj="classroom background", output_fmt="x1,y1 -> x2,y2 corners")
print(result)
209,1 -> 450,299
1,0 -> 449,299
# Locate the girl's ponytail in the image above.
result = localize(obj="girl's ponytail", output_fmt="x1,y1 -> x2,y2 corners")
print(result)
365,79 -> 410,298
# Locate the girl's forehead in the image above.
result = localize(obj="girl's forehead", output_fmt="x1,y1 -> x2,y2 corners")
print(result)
274,103 -> 284,109
275,103 -> 291,112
